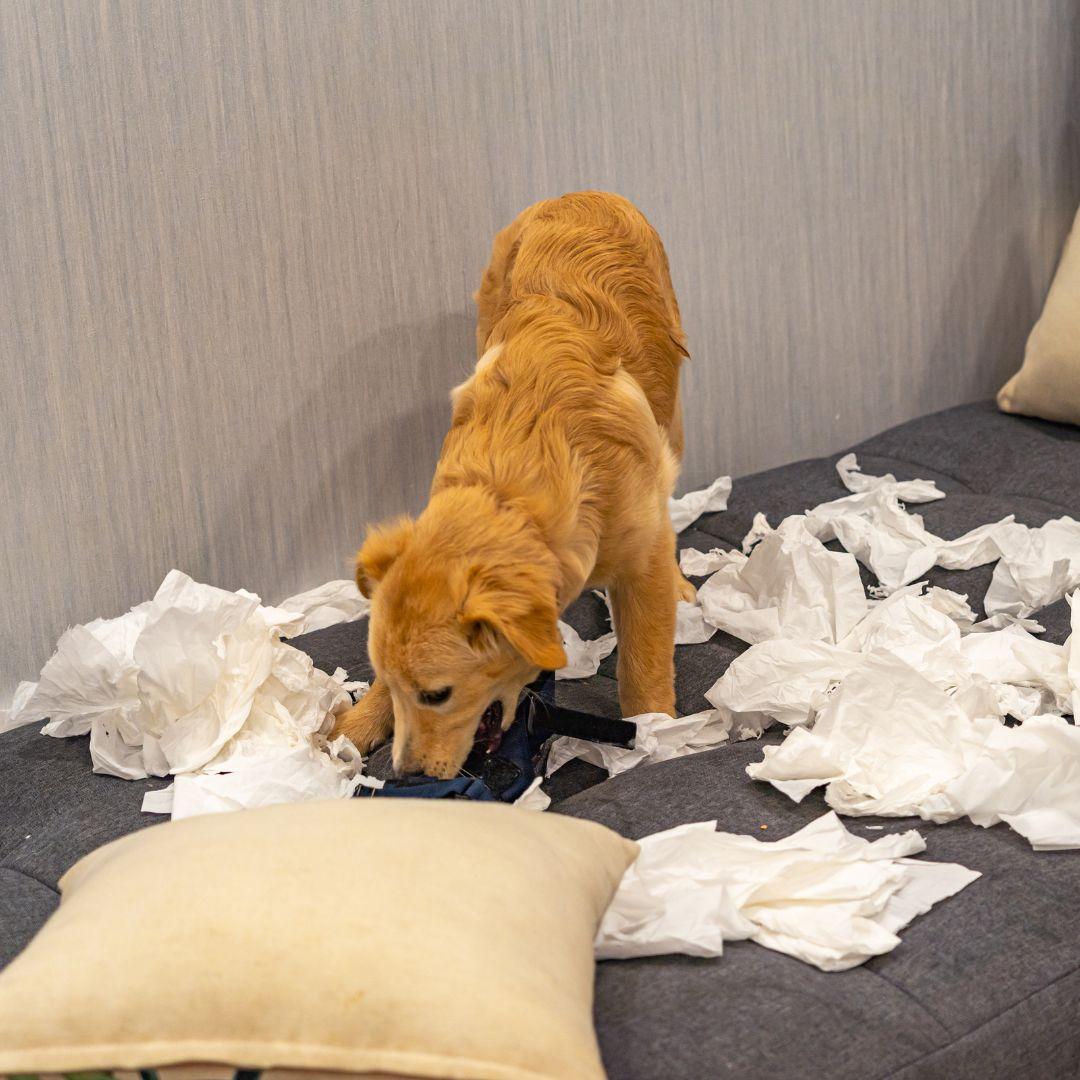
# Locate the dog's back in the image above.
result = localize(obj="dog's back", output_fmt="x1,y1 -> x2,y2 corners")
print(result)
474,191 -> 688,456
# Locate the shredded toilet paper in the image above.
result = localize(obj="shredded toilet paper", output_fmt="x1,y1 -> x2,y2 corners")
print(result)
833,452 -> 947,503
669,475 -> 732,532
549,460 -> 1080,850
513,775 -> 552,811
679,546 -> 740,577
984,516 -> 1080,618
697,517 -> 868,645
276,579 -> 371,635
0,680 -> 38,735
556,620 -> 618,680
546,709 -> 730,777
597,811 -> 979,970
5,570 -> 368,820
744,602 -> 1080,849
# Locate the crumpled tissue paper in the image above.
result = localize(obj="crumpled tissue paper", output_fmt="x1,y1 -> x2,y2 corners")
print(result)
597,811 -> 979,970
669,475 -> 732,532
745,598 -> 1080,849
546,709 -> 730,777
793,456 -> 1080,611
679,546 -> 741,577
6,570 -> 366,819
833,452 -> 947,503
513,775 -> 553,811
984,516 -> 1080,618
696,516 -> 867,645
276,578 -> 371,634
556,619 -> 618,680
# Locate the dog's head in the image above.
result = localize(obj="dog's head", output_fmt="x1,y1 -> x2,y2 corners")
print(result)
356,505 -> 566,779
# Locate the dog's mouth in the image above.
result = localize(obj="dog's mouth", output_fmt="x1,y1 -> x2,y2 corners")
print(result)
473,700 -> 505,755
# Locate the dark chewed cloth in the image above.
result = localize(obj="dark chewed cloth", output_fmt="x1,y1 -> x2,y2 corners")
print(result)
359,671 -> 636,802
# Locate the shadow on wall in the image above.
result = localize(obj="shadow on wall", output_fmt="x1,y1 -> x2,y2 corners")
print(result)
197,310 -> 476,601
923,8 -> 1080,410
924,140 -> 1036,407
925,132 -> 1080,411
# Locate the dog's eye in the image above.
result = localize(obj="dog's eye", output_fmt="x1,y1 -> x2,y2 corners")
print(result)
418,686 -> 452,707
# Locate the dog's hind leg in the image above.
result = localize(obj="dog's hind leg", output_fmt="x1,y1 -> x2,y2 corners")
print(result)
663,387 -> 698,604
675,568 -> 697,603
332,679 -> 394,753
609,530 -> 678,718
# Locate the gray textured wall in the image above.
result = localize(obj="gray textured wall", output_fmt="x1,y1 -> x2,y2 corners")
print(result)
2,0 -> 1078,699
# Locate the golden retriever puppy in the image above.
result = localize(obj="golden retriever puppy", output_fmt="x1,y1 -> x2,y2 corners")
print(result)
333,191 -> 693,778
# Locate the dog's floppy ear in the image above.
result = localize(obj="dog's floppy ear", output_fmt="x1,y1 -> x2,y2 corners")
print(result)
460,564 -> 567,671
355,516 -> 414,598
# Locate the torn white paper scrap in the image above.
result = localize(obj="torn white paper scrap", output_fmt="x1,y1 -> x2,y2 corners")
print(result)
556,620 -> 617,680
1067,593 -> 1079,720
983,517 -> 1080,618
746,624 -> 1080,849
708,583 -> 1064,732
596,812 -> 978,971
141,731 -> 369,819
741,512 -> 772,554
746,652 -> 983,817
697,517 -> 867,645
838,587 -> 965,690
806,493 -> 941,589
674,600 -> 717,645
807,483 -> 1020,593
835,453 -> 946,503
140,786 -> 175,815
134,577 -> 277,775
596,821 -> 743,960
513,775 -> 552,811
916,586 -> 1046,636
0,680 -> 39,734
960,627 -> 1071,713
921,714 -> 1080,850
679,547 -> 739,577
276,578 -> 371,635
669,475 -> 732,532
546,709 -> 729,778
707,639 -> 863,727
924,586 -> 979,628
161,741 -> 362,820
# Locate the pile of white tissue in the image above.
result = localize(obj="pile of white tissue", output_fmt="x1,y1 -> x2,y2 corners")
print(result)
597,811 -> 979,970
553,457 -> 1080,855
2,571 -> 374,820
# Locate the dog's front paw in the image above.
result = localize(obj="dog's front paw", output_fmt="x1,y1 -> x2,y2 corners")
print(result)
332,688 -> 393,754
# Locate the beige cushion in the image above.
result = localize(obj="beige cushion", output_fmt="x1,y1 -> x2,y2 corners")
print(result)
0,800 -> 637,1080
998,204 -> 1080,425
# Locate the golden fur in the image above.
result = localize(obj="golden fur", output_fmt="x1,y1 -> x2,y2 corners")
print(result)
333,192 -> 693,778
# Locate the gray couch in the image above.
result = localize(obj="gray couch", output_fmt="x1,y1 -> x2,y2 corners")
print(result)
2,402 -> 1078,1079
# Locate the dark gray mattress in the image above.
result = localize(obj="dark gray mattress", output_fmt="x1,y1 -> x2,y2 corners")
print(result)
2,401 -> 1078,1079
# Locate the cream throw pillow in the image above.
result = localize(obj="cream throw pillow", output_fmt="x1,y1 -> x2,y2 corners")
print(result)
998,204 -> 1080,425
0,800 -> 637,1080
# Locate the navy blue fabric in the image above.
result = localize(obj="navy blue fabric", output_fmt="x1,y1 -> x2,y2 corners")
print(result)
365,670 -> 557,802
362,670 -> 636,802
